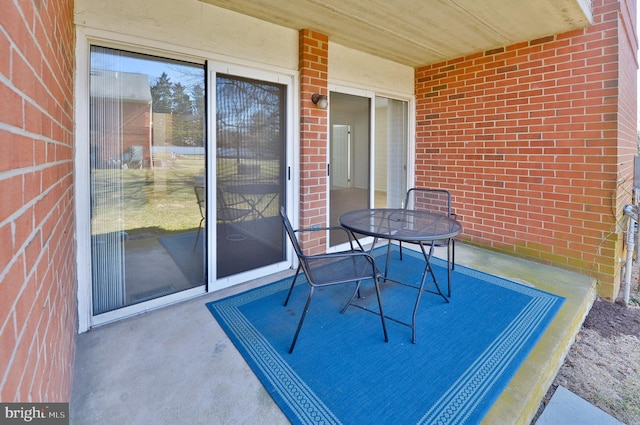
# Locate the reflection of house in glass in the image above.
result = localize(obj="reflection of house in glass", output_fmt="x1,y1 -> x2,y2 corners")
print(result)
90,70 -> 152,169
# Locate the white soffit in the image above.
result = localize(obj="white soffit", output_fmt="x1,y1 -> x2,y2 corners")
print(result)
200,0 -> 593,67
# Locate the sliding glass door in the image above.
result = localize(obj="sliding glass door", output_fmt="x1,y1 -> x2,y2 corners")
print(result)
328,91 -> 408,247
374,96 -> 409,208
214,74 -> 287,278
89,47 -> 206,315
87,47 -> 291,318
329,92 -> 371,246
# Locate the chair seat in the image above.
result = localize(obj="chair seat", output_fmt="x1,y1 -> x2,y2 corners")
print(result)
305,252 -> 379,286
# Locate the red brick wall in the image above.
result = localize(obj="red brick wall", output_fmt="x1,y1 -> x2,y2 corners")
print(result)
618,1 -> 639,202
298,30 -> 329,254
0,0 -> 76,402
617,0 -> 639,295
415,0 -> 637,300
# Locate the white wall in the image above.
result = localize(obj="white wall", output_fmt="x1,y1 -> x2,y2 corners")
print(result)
75,0 -> 299,70
329,43 -> 414,96
75,0 -> 415,96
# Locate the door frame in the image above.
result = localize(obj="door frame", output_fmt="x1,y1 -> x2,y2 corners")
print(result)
207,62 -> 298,291
326,84 -> 416,252
75,34 -> 210,329
75,28 -> 299,331
326,85 -> 374,251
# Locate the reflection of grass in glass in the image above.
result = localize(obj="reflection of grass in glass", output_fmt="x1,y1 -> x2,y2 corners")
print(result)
216,158 -> 279,182
92,158 -> 205,237
91,157 -> 281,238
216,158 -> 281,220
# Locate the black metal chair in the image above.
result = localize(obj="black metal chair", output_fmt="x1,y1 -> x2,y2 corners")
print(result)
280,207 -> 388,353
400,188 -> 456,295
214,186 -> 252,241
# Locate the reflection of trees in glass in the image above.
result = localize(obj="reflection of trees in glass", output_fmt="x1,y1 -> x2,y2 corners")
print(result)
190,84 -> 205,147
150,72 -> 205,147
150,73 -> 173,113
172,83 -> 192,114
216,75 -> 284,163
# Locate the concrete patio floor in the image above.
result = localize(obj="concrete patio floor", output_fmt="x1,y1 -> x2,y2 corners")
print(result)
70,243 -> 596,425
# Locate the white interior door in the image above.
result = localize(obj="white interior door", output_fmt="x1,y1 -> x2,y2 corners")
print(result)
331,125 -> 350,188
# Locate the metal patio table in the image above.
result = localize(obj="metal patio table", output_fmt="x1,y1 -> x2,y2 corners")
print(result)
339,208 -> 462,343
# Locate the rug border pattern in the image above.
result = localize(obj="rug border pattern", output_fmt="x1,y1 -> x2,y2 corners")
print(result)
210,280 -> 342,424
207,248 -> 564,425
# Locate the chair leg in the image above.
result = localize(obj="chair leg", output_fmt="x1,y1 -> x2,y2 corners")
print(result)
340,279 -> 388,343
341,280 -> 362,314
289,286 -> 315,354
283,264 -> 302,306
399,241 -> 403,260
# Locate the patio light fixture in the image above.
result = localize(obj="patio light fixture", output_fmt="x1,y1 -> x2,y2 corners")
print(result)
311,93 -> 328,109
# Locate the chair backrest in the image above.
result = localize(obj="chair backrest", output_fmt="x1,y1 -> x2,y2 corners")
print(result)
280,206 -> 306,261
194,184 -> 206,218
405,188 -> 452,217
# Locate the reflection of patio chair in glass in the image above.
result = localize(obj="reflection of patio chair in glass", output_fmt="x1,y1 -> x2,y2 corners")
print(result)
280,207 -> 388,353
216,187 -> 251,241
193,184 -> 206,251
224,183 -> 280,220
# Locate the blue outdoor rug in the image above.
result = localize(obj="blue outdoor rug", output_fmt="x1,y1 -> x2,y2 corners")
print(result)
206,246 -> 564,425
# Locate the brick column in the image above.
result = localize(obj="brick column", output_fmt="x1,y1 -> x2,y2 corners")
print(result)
299,30 -> 329,254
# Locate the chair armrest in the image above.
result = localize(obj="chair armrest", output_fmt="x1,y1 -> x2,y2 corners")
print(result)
305,250 -> 376,264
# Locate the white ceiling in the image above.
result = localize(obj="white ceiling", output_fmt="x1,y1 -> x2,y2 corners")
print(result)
200,0 -> 592,67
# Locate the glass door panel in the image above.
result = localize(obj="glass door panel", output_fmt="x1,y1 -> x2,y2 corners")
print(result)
215,74 -> 286,278
329,92 -> 371,246
374,96 -> 408,208
89,46 -> 206,315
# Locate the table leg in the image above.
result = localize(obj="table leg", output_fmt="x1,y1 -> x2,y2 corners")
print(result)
254,193 -> 278,219
411,242 -> 449,343
446,238 -> 452,297
232,192 -> 277,220
384,239 -> 392,279
349,233 -> 388,277
242,195 -> 262,219
228,193 -> 257,221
